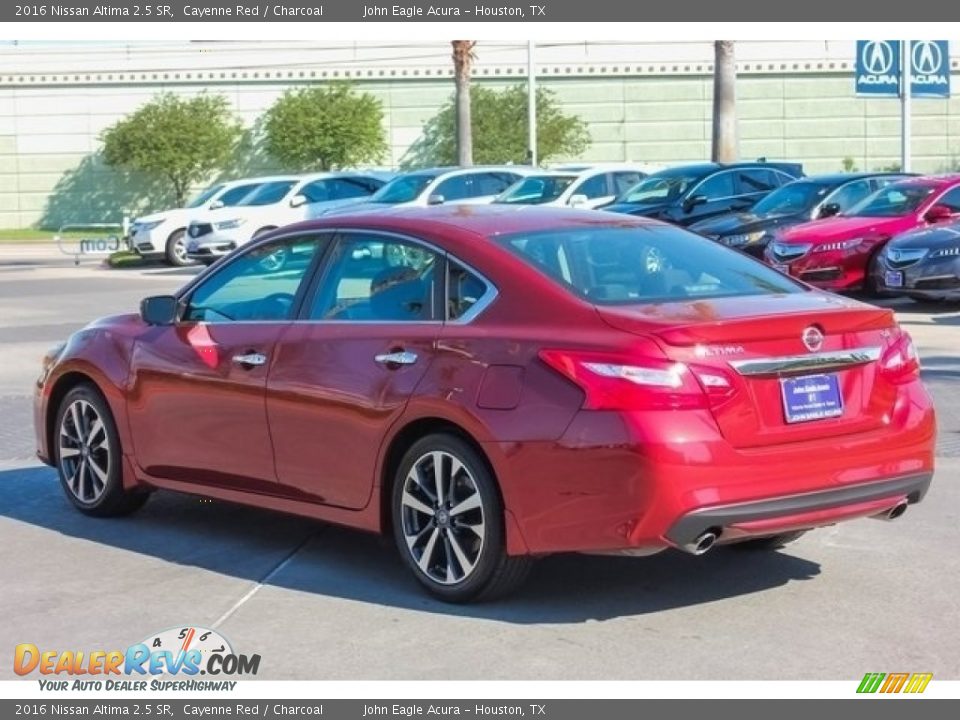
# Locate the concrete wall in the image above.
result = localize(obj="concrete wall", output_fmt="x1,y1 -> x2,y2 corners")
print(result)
1,41 -> 959,229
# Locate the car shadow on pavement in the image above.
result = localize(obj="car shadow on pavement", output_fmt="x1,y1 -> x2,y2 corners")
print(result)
0,466 -> 821,623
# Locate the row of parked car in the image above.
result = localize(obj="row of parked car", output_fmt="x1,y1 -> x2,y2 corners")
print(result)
128,160 -> 960,301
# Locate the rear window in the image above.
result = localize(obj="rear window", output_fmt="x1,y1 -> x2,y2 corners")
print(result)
498,226 -> 803,304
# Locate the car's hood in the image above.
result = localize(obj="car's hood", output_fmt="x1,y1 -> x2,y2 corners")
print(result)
603,202 -> 671,217
133,207 -> 190,225
306,197 -> 371,218
323,200 -> 399,216
888,222 -> 960,250
194,204 -> 278,223
690,211 -> 804,236
780,215 -> 913,243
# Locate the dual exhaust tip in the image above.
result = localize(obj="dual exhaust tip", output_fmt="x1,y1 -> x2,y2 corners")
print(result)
679,500 -> 909,555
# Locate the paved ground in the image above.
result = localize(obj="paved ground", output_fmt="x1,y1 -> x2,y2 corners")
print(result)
0,246 -> 958,680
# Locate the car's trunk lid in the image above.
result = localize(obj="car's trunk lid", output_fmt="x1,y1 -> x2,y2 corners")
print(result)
597,292 -> 898,448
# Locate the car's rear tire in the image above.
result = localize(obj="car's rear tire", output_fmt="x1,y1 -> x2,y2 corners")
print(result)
732,530 -> 807,551
391,433 -> 531,603
164,228 -> 194,267
54,385 -> 149,517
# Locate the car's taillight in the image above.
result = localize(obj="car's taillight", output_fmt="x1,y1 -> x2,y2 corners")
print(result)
879,332 -> 921,384
539,349 -> 735,411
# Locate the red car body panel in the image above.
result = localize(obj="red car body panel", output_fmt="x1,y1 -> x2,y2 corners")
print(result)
765,176 -> 960,290
35,206 -> 936,560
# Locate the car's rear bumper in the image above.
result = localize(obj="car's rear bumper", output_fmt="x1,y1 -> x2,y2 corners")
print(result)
664,472 -> 932,549
488,382 -> 936,555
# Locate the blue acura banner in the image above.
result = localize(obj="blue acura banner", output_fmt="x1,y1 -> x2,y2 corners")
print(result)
856,40 -> 951,98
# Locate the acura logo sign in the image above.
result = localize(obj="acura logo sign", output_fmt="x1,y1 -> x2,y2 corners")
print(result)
913,41 -> 942,76
802,327 -> 824,353
862,40 -> 895,75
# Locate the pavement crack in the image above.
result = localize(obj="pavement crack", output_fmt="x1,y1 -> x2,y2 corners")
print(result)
211,528 -> 322,629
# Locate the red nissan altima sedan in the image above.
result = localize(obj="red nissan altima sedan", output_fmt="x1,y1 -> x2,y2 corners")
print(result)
34,206 -> 935,602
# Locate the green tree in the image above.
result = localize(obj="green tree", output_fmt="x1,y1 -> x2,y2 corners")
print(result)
262,84 -> 387,171
403,84 -> 589,168
101,93 -> 242,207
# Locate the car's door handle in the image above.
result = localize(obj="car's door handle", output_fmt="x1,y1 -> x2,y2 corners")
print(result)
374,351 -> 418,366
232,352 -> 268,367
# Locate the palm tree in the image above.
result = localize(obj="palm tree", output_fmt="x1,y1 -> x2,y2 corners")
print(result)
711,41 -> 738,163
451,41 -> 477,167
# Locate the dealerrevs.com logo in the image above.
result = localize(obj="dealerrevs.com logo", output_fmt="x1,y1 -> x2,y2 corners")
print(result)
14,626 -> 260,691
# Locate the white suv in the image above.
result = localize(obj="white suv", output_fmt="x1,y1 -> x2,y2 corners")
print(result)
495,164 -> 659,210
185,172 -> 390,264
128,177 -> 269,266
327,166 -> 529,214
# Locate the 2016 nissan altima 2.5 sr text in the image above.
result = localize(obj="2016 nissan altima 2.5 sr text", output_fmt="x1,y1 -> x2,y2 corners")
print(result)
34,206 -> 936,602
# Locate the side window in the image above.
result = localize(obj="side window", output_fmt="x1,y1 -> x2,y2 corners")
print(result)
936,187 -> 960,212
218,184 -> 260,206
329,177 -> 382,200
695,171 -> 736,199
308,234 -> 441,321
774,170 -> 797,187
475,172 -> 516,196
738,169 -> 778,195
184,237 -> 320,323
299,180 -> 332,203
448,261 -> 490,321
827,180 -> 874,211
434,175 -> 474,201
576,174 -> 610,199
613,172 -> 643,194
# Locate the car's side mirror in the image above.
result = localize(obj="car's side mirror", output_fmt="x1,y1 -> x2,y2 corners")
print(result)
568,194 -> 589,208
925,204 -> 953,223
683,194 -> 707,213
209,200 -> 224,210
140,295 -> 178,326
818,202 -> 841,218
427,193 -> 446,206
289,194 -> 308,208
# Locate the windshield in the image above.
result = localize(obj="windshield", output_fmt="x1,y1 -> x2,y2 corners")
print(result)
369,175 -> 436,204
237,180 -> 297,207
848,184 -> 936,217
496,175 -> 577,205
498,226 -> 802,305
186,184 -> 225,209
751,182 -> 830,215
619,171 -> 706,205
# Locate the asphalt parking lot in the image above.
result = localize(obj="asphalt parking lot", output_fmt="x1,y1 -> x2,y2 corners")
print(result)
0,245 -> 958,681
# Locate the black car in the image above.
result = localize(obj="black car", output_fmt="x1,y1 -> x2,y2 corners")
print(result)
603,162 -> 804,226
873,221 -> 960,301
689,172 -> 912,257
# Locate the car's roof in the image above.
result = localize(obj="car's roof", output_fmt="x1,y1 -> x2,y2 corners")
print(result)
395,166 -> 528,179
796,172 -> 912,184
285,203 -> 658,240
890,174 -> 960,188
223,175 -> 298,185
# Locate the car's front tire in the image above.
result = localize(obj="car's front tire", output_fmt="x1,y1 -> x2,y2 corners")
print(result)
54,385 -> 149,517
391,433 -> 531,603
164,228 -> 194,267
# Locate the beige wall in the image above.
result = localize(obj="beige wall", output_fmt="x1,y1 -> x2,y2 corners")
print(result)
1,42 -> 959,229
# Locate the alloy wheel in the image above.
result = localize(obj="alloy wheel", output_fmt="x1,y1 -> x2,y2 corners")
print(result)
400,450 -> 486,585
58,399 -> 111,504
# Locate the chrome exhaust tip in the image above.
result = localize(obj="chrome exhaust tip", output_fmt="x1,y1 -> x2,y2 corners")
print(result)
878,500 -> 909,521
681,530 -> 718,555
